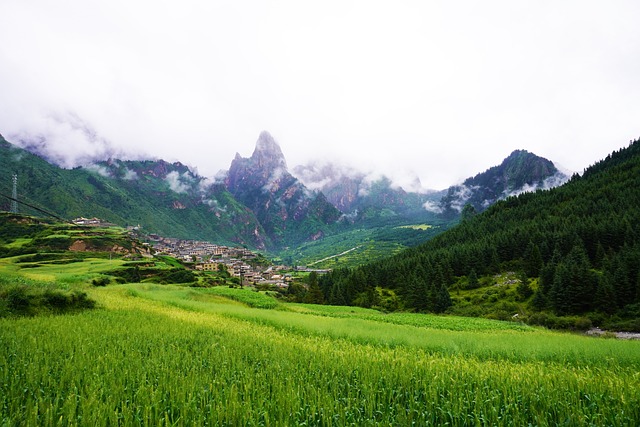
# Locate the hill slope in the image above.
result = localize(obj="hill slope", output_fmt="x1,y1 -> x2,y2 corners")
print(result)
320,138 -> 640,330
437,149 -> 568,216
0,134 -> 269,248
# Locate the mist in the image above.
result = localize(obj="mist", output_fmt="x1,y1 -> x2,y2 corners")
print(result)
1,1 -> 639,190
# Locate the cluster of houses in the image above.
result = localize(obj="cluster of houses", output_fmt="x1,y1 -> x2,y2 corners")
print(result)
148,235 -> 293,288
72,219 -> 325,288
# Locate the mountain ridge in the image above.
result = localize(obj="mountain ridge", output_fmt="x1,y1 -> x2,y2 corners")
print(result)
2,130 -> 570,255
319,137 -> 640,330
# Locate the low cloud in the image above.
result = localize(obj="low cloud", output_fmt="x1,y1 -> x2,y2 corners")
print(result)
262,167 -> 287,193
165,171 -> 191,194
502,172 -> 569,198
423,200 -> 444,214
447,184 -> 478,213
123,168 -> 138,181
9,111 -> 128,168
83,163 -> 111,178
203,198 -> 227,213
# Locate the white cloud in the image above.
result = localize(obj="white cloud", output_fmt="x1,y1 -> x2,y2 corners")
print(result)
165,171 -> 191,194
123,168 -> 138,181
423,200 -> 443,214
448,185 -> 478,213
0,1 -> 638,189
502,172 -> 569,199
262,167 -> 287,193
83,164 -> 111,178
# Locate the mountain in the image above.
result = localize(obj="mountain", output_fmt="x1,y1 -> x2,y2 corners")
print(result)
0,133 -> 270,249
294,150 -> 567,223
320,138 -> 640,330
293,162 -> 441,220
224,131 -> 342,247
436,150 -> 568,216
1,129 -> 569,259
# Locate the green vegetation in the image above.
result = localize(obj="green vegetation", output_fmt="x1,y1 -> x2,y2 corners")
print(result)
321,139 -> 640,330
276,219 -> 449,269
0,274 -> 95,317
1,213 -> 639,425
0,136 -> 268,248
4,137 -> 640,423
1,283 -> 639,425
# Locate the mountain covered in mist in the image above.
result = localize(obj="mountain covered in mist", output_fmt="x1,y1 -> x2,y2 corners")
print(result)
293,162 -> 440,220
1,130 -> 569,256
433,150 -> 568,217
294,150 -> 566,221
319,138 -> 640,331
0,133 -> 270,248
225,131 -> 341,246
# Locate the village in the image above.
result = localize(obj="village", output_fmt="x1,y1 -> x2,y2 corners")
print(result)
146,234 -> 329,288
72,217 -> 328,288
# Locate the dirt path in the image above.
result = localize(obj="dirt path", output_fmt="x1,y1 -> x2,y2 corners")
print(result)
308,246 -> 362,266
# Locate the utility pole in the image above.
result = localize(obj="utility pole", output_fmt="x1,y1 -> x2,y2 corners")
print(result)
11,174 -> 18,214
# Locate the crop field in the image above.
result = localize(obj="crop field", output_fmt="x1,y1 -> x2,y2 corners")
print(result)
2,280 -> 640,426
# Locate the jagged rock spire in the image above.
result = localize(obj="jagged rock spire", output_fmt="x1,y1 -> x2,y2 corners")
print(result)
251,131 -> 287,170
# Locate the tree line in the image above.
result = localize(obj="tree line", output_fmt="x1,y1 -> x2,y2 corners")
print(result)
319,138 -> 640,321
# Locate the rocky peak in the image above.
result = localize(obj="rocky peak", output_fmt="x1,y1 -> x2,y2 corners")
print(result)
251,131 -> 287,170
435,150 -> 568,216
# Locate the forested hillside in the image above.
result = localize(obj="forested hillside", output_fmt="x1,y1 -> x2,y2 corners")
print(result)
0,134 -> 269,248
320,138 -> 640,330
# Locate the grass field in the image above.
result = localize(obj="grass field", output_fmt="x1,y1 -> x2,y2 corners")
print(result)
2,280 -> 640,425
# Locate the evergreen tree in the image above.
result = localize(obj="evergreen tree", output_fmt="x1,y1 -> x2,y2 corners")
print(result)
304,271 -> 324,304
612,257 -> 633,308
467,269 -> 479,289
516,271 -> 533,300
461,203 -> 477,222
594,274 -> 617,314
432,263 -> 451,313
531,289 -> 548,310
433,282 -> 452,313
551,263 -> 570,315
524,242 -> 543,277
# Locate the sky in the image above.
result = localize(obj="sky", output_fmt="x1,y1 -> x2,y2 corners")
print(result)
1,1 -> 639,190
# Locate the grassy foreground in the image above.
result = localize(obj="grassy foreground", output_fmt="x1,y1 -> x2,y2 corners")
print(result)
2,284 -> 640,426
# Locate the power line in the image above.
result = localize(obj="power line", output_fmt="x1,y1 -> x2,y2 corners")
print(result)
0,190 -> 72,223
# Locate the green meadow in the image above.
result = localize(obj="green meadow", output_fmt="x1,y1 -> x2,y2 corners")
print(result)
1,251 -> 639,425
1,287 -> 639,425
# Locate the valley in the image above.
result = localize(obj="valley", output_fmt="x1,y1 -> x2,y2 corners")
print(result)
2,133 -> 640,425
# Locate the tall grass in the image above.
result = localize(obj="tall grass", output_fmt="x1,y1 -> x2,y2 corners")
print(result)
1,285 -> 639,425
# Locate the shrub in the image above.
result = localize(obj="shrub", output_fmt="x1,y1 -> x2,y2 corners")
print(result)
92,277 -> 111,287
0,284 -> 96,317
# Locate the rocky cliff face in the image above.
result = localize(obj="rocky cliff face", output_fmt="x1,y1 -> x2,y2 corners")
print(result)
225,132 -> 341,246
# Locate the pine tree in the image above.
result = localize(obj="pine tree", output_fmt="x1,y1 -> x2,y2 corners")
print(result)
516,271 -> 533,300
594,274 -> 617,314
524,242 -> 543,277
304,271 -> 324,304
467,269 -> 479,289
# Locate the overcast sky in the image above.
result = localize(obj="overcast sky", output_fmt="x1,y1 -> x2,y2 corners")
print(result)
1,1 -> 639,190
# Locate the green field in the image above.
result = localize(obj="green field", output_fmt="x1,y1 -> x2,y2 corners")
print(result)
2,277 -> 640,425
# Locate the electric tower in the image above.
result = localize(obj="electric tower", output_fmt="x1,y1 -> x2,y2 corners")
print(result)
11,174 -> 18,213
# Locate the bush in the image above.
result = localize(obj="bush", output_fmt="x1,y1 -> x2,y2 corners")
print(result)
5,286 -> 32,316
0,284 -> 96,317
526,312 -> 592,331
92,277 -> 111,287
